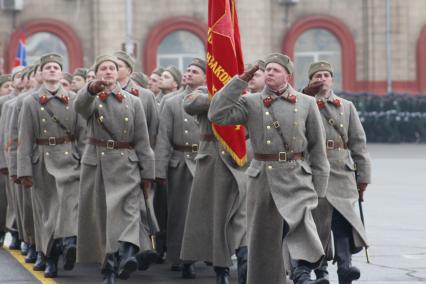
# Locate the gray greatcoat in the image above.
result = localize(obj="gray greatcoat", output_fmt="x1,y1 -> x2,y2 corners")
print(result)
180,87 -> 248,268
74,83 -> 155,264
155,88 -> 199,264
313,92 -> 371,253
208,77 -> 330,283
17,85 -> 84,255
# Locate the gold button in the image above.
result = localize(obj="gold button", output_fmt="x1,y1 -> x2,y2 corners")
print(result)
45,152 -> 49,156
42,118 -> 46,122
101,152 -> 105,156
184,130 -> 188,134
40,107 -> 44,111
64,151 -> 69,155
184,118 -> 188,122
99,116 -> 104,121
186,154 -> 190,158
43,130 -> 47,133
99,104 -> 103,108
267,125 -> 271,129
268,165 -> 272,169
266,140 -> 271,144
123,130 -> 127,134
294,108 -> 298,112
265,111 -> 270,116
120,152 -> 124,156
124,117 -> 129,122
65,106 -> 69,110
340,124 -> 344,128
340,112 -> 344,116
294,122 -> 298,126
185,142 -> 189,145
126,105 -> 129,108
221,151 -> 225,155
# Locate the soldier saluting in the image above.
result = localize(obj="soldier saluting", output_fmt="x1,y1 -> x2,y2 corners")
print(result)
74,55 -> 155,284
302,61 -> 371,284
208,53 -> 330,284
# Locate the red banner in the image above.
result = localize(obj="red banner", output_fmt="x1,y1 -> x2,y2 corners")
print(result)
207,0 -> 247,166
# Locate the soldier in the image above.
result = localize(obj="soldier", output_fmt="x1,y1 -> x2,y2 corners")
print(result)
208,53 -> 330,284
86,67 -> 96,82
155,58 -> 205,278
181,78 -> 249,284
0,74 -> 13,97
302,61 -> 371,284
155,66 -> 182,106
148,67 -> 164,98
71,68 -> 87,93
17,53 -> 85,278
247,60 -> 266,94
60,73 -> 73,91
131,72 -> 149,89
74,55 -> 155,284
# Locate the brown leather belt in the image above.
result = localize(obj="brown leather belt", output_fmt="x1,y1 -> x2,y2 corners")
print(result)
254,152 -> 304,162
200,134 -> 215,141
173,144 -> 199,153
35,135 -> 75,146
326,140 -> 348,150
88,137 -> 133,149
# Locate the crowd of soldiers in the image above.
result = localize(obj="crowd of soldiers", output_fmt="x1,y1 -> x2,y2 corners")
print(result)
0,51 -> 372,284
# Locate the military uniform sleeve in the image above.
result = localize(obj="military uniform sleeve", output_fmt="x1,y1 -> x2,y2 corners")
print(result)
73,84 -> 97,120
0,110 -> 8,170
7,103 -> 20,176
306,98 -> 330,197
142,89 -> 159,148
17,100 -> 35,178
347,102 -> 372,184
133,98 -> 155,180
154,102 -> 174,179
183,88 -> 210,115
208,76 -> 249,126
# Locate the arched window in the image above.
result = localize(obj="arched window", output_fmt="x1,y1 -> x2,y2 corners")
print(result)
294,29 -> 342,91
27,32 -> 70,71
157,31 -> 205,72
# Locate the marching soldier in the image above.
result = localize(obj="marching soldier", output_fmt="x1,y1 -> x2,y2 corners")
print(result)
131,72 -> 149,89
86,67 -> 96,82
181,81 -> 249,284
154,58 -> 205,278
71,68 -> 88,93
60,73 -> 73,91
208,53 -> 330,284
74,55 -> 155,283
17,53 -> 85,278
0,74 -> 13,97
148,67 -> 164,99
302,61 -> 371,284
156,66 -> 182,106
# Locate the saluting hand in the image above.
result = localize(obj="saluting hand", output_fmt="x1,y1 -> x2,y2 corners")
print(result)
239,64 -> 259,82
21,176 -> 33,188
88,79 -> 108,95
302,80 -> 324,96
357,183 -> 368,201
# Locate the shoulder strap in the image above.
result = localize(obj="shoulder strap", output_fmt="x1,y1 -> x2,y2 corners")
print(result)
94,108 -> 118,141
32,95 -> 72,136
319,105 -> 348,143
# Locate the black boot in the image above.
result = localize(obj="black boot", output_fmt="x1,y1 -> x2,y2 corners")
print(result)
62,236 -> 77,270
25,244 -> 38,263
182,262 -> 196,279
335,237 -> 360,284
214,266 -> 230,284
33,252 -> 46,271
236,246 -> 248,284
314,262 -> 329,280
292,260 -> 329,284
117,242 -> 138,280
102,254 -> 117,284
9,231 -> 21,250
0,231 -> 5,247
44,239 -> 62,278
21,242 -> 29,256
135,249 -> 157,271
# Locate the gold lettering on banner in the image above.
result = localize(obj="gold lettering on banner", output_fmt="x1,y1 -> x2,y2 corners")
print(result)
207,28 -> 213,44
207,52 -> 232,86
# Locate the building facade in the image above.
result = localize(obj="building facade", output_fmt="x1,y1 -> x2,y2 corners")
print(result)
1,0 -> 425,94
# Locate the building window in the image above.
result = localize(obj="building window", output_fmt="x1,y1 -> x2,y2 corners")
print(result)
294,28 -> 342,91
157,31 -> 205,72
27,32 -> 70,72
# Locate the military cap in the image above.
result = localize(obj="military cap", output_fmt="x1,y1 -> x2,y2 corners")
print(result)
131,72 -> 149,88
308,60 -> 333,79
265,53 -> 294,75
94,54 -> 119,73
0,74 -> 11,87
20,66 -> 30,80
152,67 -> 165,76
40,53 -> 63,70
164,65 -> 182,89
256,60 -> 266,71
73,68 -> 88,80
114,51 -> 135,72
189,58 -> 206,74
11,66 -> 25,80
62,72 -> 73,83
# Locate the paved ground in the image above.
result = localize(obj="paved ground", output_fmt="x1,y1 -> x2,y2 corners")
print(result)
0,143 -> 425,283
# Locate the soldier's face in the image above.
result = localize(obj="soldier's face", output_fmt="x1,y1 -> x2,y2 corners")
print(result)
310,71 -> 333,92
71,75 -> 86,92
12,74 -> 23,90
60,79 -> 71,91
96,61 -> 118,86
148,73 -> 161,93
117,59 -> 131,81
0,81 -> 13,96
265,63 -> 290,91
35,68 -> 43,84
29,73 -> 38,89
185,66 -> 205,89
248,69 -> 265,93
159,71 -> 178,91
86,71 -> 96,82
42,62 -> 62,83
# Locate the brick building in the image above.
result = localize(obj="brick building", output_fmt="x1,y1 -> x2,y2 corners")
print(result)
1,0 -> 425,94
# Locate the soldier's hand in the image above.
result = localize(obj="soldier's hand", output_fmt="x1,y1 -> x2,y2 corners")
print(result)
357,183 -> 368,201
155,178 -> 167,187
11,175 -> 21,185
88,80 -> 107,95
302,80 -> 324,96
21,176 -> 33,188
0,168 -> 8,175
239,64 -> 259,82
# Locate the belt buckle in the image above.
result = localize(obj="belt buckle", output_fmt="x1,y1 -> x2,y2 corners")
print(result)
326,140 -> 335,149
48,137 -> 56,146
278,151 -> 287,162
106,140 -> 116,150
191,144 -> 198,153
272,121 -> 280,128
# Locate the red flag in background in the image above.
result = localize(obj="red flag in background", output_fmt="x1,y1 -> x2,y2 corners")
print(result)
207,0 -> 247,166
14,32 -> 27,67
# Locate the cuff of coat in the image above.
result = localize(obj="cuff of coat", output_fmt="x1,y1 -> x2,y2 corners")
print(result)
356,163 -> 371,184
154,160 -> 168,179
313,174 -> 329,198
17,159 -> 32,178
139,160 -> 155,180
224,76 -> 248,101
